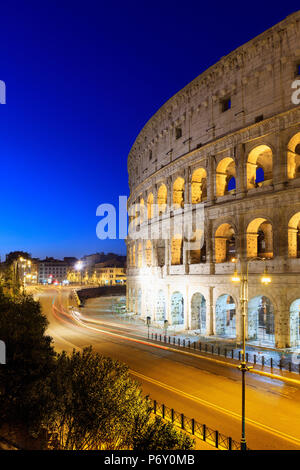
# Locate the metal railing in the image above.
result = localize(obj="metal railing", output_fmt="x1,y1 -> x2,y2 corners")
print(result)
151,399 -> 243,450
150,333 -> 300,374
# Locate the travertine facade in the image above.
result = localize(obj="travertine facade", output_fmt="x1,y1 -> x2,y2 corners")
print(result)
126,12 -> 300,349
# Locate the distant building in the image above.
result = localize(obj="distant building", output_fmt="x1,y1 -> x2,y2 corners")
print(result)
94,265 -> 126,286
38,258 -> 68,284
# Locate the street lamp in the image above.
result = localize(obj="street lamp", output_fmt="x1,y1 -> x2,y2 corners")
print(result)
231,257 -> 271,450
146,316 -> 151,339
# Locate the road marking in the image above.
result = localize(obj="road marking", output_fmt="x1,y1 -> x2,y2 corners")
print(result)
131,370 -> 300,447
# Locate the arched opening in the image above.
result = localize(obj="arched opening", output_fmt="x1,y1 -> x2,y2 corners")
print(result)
287,133 -> 300,180
137,242 -> 143,268
248,296 -> 275,346
171,291 -> 184,326
216,158 -> 236,197
156,290 -> 166,322
290,299 -> 300,347
188,229 -> 206,264
215,294 -> 236,337
191,168 -> 207,204
147,193 -> 154,219
190,293 -> 206,333
246,218 -> 273,259
171,236 -> 183,265
137,289 -> 142,316
215,223 -> 236,263
288,212 -> 300,258
157,184 -> 167,214
247,145 -> 273,189
145,240 -> 152,266
173,177 -> 185,208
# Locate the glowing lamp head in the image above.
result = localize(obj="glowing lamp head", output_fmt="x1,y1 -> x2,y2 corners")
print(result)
261,267 -> 271,285
231,269 -> 241,283
75,261 -> 83,271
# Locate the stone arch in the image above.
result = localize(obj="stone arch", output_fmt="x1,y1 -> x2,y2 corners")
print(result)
248,296 -> 275,346
215,223 -> 236,263
216,157 -> 236,197
137,242 -> 143,267
290,299 -> 300,347
157,184 -> 167,214
287,132 -> 300,180
215,294 -> 236,337
246,218 -> 273,259
247,145 -> 273,189
137,288 -> 142,316
173,177 -> 185,207
147,193 -> 154,219
171,291 -> 184,326
191,168 -> 207,204
288,212 -> 300,258
188,229 -> 206,264
171,235 -> 183,265
190,292 -> 206,332
156,289 -> 166,322
145,240 -> 152,266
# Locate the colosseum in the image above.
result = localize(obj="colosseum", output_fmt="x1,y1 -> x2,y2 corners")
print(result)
126,11 -> 300,350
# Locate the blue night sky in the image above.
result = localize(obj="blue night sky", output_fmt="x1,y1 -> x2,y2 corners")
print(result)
0,1 -> 299,260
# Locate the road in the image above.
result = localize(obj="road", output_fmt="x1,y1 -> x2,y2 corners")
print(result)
36,286 -> 300,451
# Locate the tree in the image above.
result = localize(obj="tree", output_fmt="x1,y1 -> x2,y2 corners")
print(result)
0,288 -> 57,435
49,347 -> 194,450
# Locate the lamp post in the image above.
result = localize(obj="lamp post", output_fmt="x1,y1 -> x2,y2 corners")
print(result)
231,257 -> 271,451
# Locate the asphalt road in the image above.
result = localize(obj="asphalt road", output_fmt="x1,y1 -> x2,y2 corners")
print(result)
36,287 -> 300,451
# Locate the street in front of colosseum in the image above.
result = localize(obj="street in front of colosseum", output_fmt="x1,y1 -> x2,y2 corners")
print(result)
2,2 -> 300,456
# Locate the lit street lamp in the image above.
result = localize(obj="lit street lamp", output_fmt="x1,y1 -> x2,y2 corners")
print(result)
75,261 -> 84,285
231,257 -> 271,450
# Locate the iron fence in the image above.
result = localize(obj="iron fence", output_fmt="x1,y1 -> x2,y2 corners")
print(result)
151,399 -> 244,451
150,332 -> 300,374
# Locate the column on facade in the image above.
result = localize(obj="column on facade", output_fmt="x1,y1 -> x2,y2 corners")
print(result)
207,156 -> 215,205
236,143 -> 247,198
273,131 -> 287,190
185,284 -> 190,330
208,287 -> 215,335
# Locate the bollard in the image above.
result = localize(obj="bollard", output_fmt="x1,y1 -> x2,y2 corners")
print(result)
151,333 -> 153,339
191,418 -> 195,435
162,403 -> 165,419
159,334 -> 162,341
218,347 -> 220,356
270,357 -> 273,368
188,340 -> 190,348
199,342 -> 202,351
254,354 -> 256,364
211,345 -> 214,354
239,351 -> 241,361
224,348 -> 227,358
203,424 -> 206,441
181,413 -> 185,430
173,337 -> 175,345
164,335 -> 166,343
153,400 -> 157,414
215,430 -> 219,449
205,344 -> 208,352
169,336 -> 171,344
178,338 -> 180,346
155,333 -> 157,340
183,339 -> 185,347
228,437 -> 232,451
246,352 -> 248,363
262,355 -> 265,367
232,349 -> 234,359
193,341 -> 196,350
171,408 -> 174,422
289,362 -> 292,372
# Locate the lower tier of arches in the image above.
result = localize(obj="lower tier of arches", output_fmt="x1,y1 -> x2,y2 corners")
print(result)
126,275 -> 300,349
